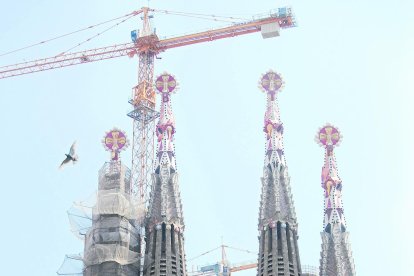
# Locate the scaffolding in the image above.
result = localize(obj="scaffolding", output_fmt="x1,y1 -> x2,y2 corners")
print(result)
60,161 -> 145,276
301,265 -> 318,276
85,161 -> 143,275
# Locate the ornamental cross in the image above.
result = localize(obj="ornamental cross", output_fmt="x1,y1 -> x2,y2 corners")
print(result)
105,131 -> 126,151
262,73 -> 282,92
259,71 -> 284,100
156,74 -> 177,93
319,127 -> 340,146
102,128 -> 129,161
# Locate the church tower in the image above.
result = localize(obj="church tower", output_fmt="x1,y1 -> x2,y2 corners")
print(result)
257,70 -> 302,276
143,73 -> 187,276
83,128 -> 141,276
316,124 -> 356,276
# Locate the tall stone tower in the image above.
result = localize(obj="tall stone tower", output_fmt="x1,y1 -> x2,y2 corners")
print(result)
143,73 -> 187,276
83,128 -> 141,276
257,70 -> 302,276
316,125 -> 356,276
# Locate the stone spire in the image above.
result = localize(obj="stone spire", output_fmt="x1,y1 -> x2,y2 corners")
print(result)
316,125 -> 356,276
143,73 -> 186,276
257,70 -> 301,276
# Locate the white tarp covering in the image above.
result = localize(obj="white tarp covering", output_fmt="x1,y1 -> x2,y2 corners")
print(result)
61,162 -> 143,275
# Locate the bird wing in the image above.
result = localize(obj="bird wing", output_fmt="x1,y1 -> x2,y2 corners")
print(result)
69,141 -> 77,157
59,156 -> 71,169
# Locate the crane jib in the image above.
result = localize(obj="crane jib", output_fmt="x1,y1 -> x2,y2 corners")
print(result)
0,8 -> 295,79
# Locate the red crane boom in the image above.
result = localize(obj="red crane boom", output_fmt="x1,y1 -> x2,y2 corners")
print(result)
230,262 -> 257,273
0,8 -> 295,79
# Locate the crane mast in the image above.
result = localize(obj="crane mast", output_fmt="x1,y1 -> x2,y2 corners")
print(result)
127,7 -> 158,207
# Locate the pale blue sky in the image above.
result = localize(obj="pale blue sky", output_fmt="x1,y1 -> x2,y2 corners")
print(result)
0,1 -> 413,275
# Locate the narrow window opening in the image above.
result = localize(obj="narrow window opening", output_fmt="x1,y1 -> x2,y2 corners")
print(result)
152,229 -> 157,259
171,224 -> 176,254
277,221 -> 282,255
161,223 -> 166,256
261,229 -> 266,265
144,234 -> 149,254
268,227 -> 273,252
178,232 -> 183,255
286,223 -> 293,262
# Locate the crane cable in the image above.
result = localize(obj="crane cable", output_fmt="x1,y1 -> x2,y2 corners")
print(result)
188,246 -> 221,262
0,10 -> 142,58
152,9 -> 249,24
187,244 -> 256,262
153,9 -> 249,20
1,8 -> 248,58
56,11 -> 140,56
224,245 -> 256,255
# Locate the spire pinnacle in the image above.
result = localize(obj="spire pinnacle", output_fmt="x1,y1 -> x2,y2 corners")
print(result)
316,124 -> 356,275
102,128 -> 129,161
259,70 -> 286,166
144,72 -> 187,276
257,70 -> 302,276
154,72 -> 178,172
316,124 -> 346,232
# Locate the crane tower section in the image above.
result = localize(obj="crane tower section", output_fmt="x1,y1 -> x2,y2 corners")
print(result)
127,7 -> 159,207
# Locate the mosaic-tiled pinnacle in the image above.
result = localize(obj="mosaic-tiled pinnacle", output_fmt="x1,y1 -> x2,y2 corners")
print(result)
316,125 -> 356,276
143,73 -> 186,276
257,70 -> 301,276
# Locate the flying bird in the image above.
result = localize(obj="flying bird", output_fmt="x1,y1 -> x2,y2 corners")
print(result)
59,141 -> 78,169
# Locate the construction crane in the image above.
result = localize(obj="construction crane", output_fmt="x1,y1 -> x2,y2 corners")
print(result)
188,243 -> 258,276
0,4 -> 296,255
0,7 -> 296,79
0,4 -> 295,205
